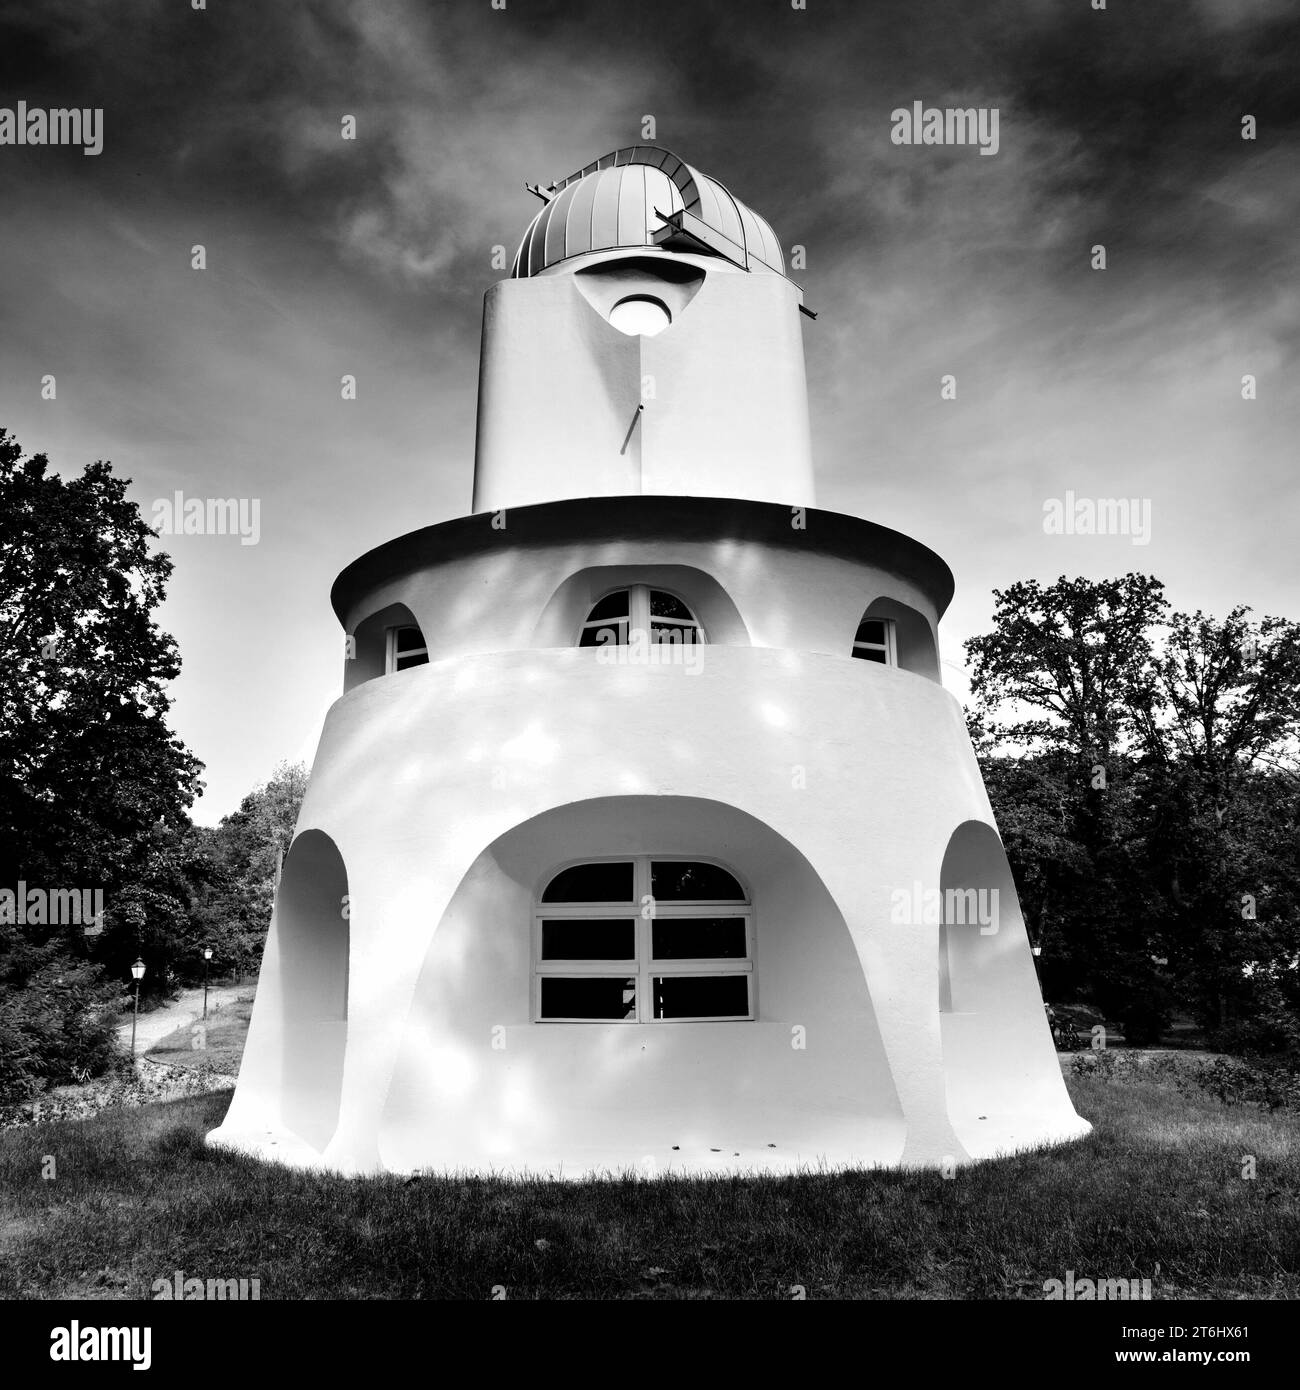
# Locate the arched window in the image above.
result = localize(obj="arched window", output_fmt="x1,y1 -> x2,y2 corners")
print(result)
344,603 -> 430,692
852,616 -> 896,665
578,586 -> 704,648
534,857 -> 752,1022
853,600 -> 940,679
387,624 -> 428,672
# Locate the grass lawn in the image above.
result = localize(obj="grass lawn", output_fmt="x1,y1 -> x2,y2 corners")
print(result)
144,999 -> 254,1078
1,1071 -> 1296,1300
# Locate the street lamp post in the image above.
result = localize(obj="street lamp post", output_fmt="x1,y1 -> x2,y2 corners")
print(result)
203,947 -> 213,1019
130,958 -> 146,1062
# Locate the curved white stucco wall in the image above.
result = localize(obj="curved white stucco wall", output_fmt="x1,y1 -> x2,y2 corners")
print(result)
339,532 -> 944,689
472,255 -> 816,512
380,798 -> 905,1175
209,647 -> 1089,1176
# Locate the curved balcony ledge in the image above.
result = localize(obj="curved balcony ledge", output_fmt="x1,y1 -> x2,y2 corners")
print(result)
301,644 -> 983,888
333,640 -> 961,722
331,496 -> 954,622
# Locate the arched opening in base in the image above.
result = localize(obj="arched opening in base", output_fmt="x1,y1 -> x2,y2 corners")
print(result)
378,795 -> 904,1176
938,820 -> 1087,1157
277,829 -> 350,1154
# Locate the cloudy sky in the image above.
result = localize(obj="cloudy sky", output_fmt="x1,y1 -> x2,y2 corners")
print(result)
1,0 -> 1296,823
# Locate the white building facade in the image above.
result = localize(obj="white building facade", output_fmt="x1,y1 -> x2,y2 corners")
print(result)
208,146 -> 1090,1176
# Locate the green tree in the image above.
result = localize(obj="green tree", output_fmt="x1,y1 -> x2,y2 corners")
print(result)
0,427 -> 203,1097
966,575 -> 1172,1039
1135,609 -> 1300,1042
970,579 -> 1300,1052
184,762 -> 309,981
965,573 -> 1169,762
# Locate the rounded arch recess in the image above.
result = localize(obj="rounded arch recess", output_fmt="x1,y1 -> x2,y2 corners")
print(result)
859,596 -> 940,681
345,601 -> 426,693
276,828 -> 350,1154
378,795 -> 905,1173
533,565 -> 750,648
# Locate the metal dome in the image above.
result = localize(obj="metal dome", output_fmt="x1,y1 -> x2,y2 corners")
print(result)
511,145 -> 785,278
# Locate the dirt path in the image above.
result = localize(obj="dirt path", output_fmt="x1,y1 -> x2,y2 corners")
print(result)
116,983 -> 251,1053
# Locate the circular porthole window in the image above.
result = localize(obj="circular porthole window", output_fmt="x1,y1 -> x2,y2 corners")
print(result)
608,295 -> 672,337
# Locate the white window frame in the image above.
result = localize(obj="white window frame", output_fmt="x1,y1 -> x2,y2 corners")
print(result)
852,615 -> 896,665
385,624 -> 428,673
533,855 -> 754,1023
579,585 -> 706,648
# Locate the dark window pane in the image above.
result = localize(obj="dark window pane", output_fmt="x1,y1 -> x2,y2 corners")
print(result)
541,977 -> 636,1020
650,590 -> 692,620
653,975 -> 749,1019
652,917 -> 747,959
587,591 -> 630,621
852,646 -> 887,663
541,918 -> 635,960
651,622 -> 700,644
395,651 -> 429,670
854,619 -> 886,646
395,626 -> 426,652
579,619 -> 627,647
542,861 -> 634,902
651,861 -> 746,901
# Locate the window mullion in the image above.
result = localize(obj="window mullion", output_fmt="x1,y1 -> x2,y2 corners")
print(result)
636,855 -> 649,1022
535,854 -> 754,1024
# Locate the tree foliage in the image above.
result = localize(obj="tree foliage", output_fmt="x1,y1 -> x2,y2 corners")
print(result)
969,576 -> 1300,1050
185,761 -> 308,980
0,428 -> 204,1098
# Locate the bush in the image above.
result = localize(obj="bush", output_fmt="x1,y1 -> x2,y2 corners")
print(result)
1191,1056 -> 1300,1113
1209,995 -> 1300,1059
1071,1050 -> 1179,1084
0,956 -> 124,1105
1072,1047 -> 1300,1113
0,1058 -> 230,1130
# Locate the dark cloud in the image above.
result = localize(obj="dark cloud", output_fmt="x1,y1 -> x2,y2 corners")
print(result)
1,0 -> 1295,819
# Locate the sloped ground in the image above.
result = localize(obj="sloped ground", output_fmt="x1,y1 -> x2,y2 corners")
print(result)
0,988 -> 252,1133
142,997 -> 254,1079
115,984 -> 250,1056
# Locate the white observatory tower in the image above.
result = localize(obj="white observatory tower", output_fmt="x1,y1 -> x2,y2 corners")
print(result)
209,146 -> 1090,1176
